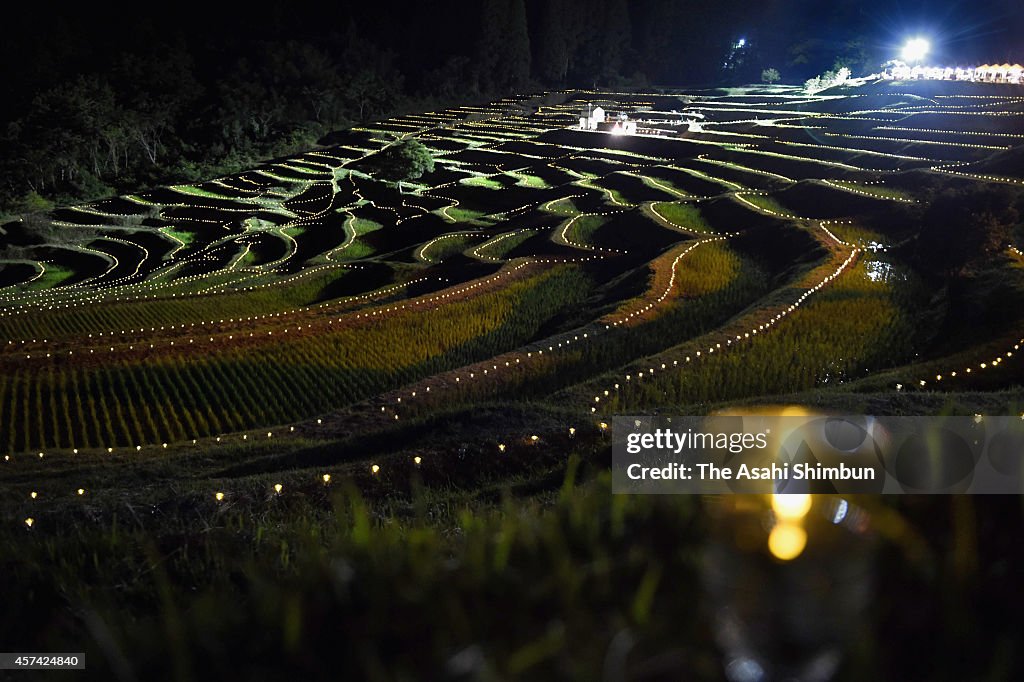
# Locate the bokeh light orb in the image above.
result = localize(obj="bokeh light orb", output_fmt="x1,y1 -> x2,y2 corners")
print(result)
771,493 -> 812,521
768,523 -> 808,561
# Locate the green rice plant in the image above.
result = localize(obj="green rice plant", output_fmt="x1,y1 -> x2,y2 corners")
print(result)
26,264 -> 76,290
420,235 -> 476,262
603,254 -> 925,412
0,267 -> 351,343
333,241 -> 377,260
508,172 -> 550,188
475,231 -> 534,259
0,266 -> 591,449
398,241 -> 771,413
650,202 -> 715,234
350,217 -> 384,235
461,176 -> 505,190
562,215 -> 608,246
541,196 -> 582,215
737,192 -> 797,217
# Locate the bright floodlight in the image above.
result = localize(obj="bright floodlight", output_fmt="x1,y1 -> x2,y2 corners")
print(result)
901,38 -> 930,62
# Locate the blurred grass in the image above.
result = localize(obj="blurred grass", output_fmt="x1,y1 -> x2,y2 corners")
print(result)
4,432 -> 1024,681
1,456 -> 724,681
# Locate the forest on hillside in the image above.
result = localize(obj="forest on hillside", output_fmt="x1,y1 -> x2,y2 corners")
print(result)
1,0 -> 1018,216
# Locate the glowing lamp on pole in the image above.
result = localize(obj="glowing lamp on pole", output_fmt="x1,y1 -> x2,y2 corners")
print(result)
901,38 -> 930,63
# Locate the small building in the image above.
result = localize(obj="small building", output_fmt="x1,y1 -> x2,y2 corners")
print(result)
579,105 -> 606,130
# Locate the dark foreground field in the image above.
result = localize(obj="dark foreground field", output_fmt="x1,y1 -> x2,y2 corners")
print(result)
2,79 -> 1024,680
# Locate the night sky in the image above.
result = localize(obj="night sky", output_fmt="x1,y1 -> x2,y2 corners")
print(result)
3,0 -> 1021,92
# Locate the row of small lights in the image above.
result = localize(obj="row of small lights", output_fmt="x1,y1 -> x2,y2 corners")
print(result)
18,456 -> 441,529
635,173 -> 691,198
695,153 -> 795,183
931,160 -> 1024,186
874,124 -> 1024,140
0,261 -> 48,289
557,212 -> 629,254
823,131 -> 1010,152
845,107 -> 1024,117
933,95 -> 1024,100
726,146 -> 869,174
470,229 -> 549,262
775,138 -> 942,164
904,336 -> 1023,391
416,232 -> 490,263
734,191 -> 800,219
820,179 -> 919,204
654,162 -> 745,193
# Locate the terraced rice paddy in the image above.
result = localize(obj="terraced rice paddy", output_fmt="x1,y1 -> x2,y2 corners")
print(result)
2,81 -> 1023,513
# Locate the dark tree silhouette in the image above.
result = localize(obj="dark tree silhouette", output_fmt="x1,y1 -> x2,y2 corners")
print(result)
916,186 -> 1021,275
366,138 -> 435,193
